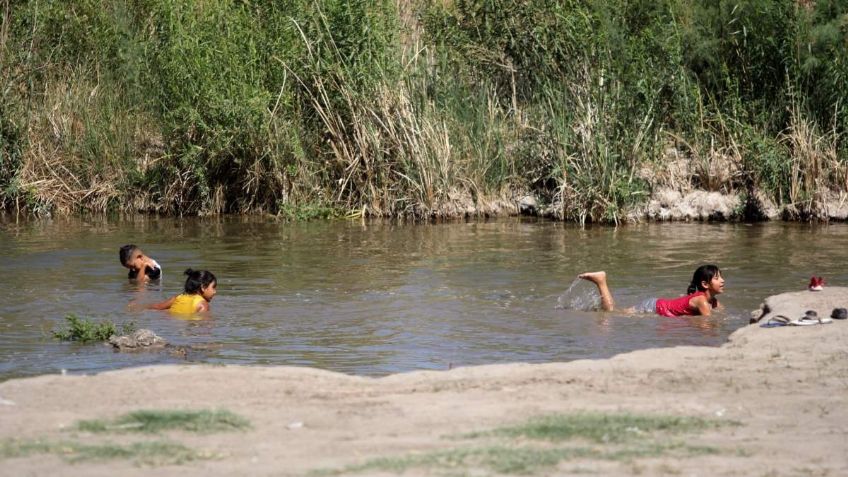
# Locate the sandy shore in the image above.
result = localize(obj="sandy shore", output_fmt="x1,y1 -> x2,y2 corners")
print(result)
2,291 -> 847,476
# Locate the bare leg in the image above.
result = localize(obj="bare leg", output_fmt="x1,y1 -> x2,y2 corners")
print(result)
578,271 -> 615,311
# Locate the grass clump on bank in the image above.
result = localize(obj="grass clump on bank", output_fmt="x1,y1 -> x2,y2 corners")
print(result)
0,438 -> 203,465
314,412 -> 730,475
318,443 -> 721,476
52,315 -> 135,343
0,409 -> 248,465
464,412 -> 726,443
75,409 -> 251,434
317,446 -> 598,476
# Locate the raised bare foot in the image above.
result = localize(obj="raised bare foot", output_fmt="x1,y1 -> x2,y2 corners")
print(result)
578,271 -> 607,284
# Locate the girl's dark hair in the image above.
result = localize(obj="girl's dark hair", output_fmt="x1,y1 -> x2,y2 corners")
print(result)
184,268 -> 216,294
687,264 -> 721,294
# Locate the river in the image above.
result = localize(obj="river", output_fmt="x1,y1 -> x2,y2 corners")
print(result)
1,216 -> 846,380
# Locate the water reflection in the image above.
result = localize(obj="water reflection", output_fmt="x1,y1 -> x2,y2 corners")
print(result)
1,216 -> 847,380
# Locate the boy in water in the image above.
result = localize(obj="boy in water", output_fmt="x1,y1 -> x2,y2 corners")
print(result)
119,244 -> 162,281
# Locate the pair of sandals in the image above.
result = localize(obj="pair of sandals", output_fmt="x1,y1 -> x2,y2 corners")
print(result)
760,308 -> 847,328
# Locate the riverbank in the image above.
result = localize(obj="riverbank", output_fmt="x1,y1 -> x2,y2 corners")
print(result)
3,1 -> 846,222
2,292 -> 846,476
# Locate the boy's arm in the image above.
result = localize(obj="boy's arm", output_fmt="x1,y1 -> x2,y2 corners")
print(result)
146,296 -> 177,311
133,256 -> 159,281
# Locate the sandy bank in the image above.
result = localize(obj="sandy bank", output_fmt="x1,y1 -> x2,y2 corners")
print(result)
1,291 -> 847,476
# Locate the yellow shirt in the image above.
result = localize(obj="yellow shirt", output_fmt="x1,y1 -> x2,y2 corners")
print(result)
169,294 -> 205,315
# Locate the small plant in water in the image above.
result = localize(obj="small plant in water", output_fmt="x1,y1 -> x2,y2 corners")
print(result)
52,314 -> 135,343
276,202 -> 343,221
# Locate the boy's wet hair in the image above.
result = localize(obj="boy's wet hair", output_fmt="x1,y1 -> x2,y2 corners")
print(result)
184,269 -> 216,294
119,244 -> 138,266
687,264 -> 721,294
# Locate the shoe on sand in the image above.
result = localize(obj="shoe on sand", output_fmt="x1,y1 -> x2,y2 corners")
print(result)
760,315 -> 790,328
808,276 -> 824,291
790,311 -> 833,326
831,308 -> 847,320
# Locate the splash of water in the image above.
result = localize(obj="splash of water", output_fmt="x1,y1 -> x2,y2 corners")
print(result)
556,277 -> 601,311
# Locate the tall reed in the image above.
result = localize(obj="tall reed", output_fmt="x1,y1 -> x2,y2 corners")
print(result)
1,0 -> 846,221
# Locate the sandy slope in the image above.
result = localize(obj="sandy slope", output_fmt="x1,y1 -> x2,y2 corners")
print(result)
1,290 -> 847,477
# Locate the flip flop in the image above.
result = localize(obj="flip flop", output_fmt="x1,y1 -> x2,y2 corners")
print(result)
760,315 -> 791,328
791,318 -> 820,325
790,314 -> 833,326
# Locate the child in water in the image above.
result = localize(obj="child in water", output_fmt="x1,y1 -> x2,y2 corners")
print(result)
578,264 -> 724,317
146,269 -> 217,314
119,244 -> 162,281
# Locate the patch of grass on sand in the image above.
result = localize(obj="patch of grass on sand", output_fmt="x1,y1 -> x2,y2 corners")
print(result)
605,442 -> 721,461
314,443 -> 722,476
311,446 -> 597,476
464,413 -> 725,443
313,413 -> 729,475
0,438 -> 202,465
76,409 -> 250,434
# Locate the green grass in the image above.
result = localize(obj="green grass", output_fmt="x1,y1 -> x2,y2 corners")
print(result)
464,412 -> 726,443
52,315 -> 135,343
75,409 -> 251,434
276,202 -> 345,221
4,0 -> 846,220
318,446 -> 596,476
0,439 -> 202,465
313,412 -> 731,476
315,443 -> 723,476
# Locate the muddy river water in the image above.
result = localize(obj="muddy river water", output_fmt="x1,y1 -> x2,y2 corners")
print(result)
1,216 -> 846,380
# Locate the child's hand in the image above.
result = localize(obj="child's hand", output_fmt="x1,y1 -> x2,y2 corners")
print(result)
127,301 -> 145,312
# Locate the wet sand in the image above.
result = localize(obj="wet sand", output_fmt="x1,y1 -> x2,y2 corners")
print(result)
1,290 -> 847,476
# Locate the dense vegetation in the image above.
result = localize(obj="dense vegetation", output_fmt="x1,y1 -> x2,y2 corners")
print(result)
1,0 -> 846,222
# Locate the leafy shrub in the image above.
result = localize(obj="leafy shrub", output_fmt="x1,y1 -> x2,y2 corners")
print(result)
53,315 -> 136,343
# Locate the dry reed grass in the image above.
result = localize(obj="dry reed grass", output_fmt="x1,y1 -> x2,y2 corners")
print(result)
10,62 -> 173,215
2,0 -> 845,222
780,104 -> 844,219
18,74 -> 118,214
551,58 -> 655,225
289,15 -> 518,219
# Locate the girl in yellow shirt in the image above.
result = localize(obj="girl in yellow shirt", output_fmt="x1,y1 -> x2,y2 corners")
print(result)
147,269 -> 217,314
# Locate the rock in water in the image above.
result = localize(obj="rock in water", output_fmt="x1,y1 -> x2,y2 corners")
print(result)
518,195 -> 538,215
108,329 -> 167,351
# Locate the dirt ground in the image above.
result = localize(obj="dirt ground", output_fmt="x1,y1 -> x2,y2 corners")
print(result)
1,290 -> 847,477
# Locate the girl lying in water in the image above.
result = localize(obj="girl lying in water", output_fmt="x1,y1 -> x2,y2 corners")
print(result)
579,264 -> 724,317
145,269 -> 217,314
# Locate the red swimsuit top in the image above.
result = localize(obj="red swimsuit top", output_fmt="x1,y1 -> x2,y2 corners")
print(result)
655,291 -> 715,317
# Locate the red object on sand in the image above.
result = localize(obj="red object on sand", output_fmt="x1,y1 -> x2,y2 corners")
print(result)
808,276 -> 824,291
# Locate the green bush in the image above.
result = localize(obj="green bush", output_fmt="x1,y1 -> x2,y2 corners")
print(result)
52,315 -> 135,343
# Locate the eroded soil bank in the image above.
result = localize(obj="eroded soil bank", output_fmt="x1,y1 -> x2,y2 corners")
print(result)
1,289 -> 847,476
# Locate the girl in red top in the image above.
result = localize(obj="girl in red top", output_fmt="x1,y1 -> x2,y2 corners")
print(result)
578,265 -> 724,317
